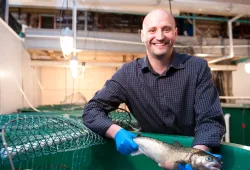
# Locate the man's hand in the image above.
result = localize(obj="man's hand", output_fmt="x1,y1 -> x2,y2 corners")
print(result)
114,128 -> 138,155
177,164 -> 193,170
204,151 -> 222,160
193,145 -> 222,160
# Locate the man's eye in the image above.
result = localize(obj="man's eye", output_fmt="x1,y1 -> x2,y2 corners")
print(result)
164,28 -> 171,32
149,29 -> 155,33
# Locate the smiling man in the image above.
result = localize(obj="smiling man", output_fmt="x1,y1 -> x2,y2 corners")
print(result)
83,9 -> 226,170
142,9 -> 177,71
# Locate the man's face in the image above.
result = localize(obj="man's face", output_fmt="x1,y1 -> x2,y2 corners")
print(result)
141,12 -> 177,59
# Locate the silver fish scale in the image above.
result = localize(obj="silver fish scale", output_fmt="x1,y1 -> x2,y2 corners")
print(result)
133,136 -> 193,165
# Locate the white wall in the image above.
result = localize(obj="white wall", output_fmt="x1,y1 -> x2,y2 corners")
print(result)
40,67 -> 116,105
0,18 -> 40,114
22,50 -> 41,107
39,61 -> 250,106
232,63 -> 250,104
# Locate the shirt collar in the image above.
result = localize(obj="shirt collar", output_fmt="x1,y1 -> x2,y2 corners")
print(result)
141,51 -> 185,73
170,51 -> 186,69
141,57 -> 150,72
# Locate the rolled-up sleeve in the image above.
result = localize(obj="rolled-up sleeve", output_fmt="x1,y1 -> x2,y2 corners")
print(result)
82,67 -> 127,136
193,61 -> 226,148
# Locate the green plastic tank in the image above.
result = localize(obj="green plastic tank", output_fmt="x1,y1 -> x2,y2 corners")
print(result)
1,133 -> 250,170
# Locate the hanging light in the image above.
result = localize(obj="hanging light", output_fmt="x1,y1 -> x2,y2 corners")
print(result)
81,62 -> 86,79
245,59 -> 250,74
60,27 -> 73,56
69,55 -> 78,78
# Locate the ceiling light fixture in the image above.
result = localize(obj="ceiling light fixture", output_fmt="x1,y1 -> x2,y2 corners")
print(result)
69,0 -> 78,78
60,27 -> 73,56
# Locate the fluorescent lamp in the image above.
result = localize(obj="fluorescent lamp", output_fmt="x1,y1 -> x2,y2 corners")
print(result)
60,27 -> 73,55
245,59 -> 250,74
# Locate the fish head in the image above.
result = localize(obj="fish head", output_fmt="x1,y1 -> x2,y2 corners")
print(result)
191,154 -> 223,170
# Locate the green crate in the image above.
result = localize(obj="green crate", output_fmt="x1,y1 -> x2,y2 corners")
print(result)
222,103 -> 250,146
1,133 -> 250,170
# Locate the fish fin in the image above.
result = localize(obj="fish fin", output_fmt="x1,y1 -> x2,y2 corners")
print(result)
131,149 -> 143,156
172,140 -> 183,147
199,168 -> 208,170
136,133 -> 143,137
175,160 -> 187,165
173,163 -> 179,170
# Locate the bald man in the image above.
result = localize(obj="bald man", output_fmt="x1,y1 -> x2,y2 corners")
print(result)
83,9 -> 225,170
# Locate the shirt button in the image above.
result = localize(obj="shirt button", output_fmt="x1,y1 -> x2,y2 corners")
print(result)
160,93 -> 164,97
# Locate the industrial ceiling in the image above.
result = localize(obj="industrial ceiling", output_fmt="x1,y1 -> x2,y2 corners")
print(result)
8,0 -> 250,70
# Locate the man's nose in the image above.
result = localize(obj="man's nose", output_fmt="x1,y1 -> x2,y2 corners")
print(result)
156,31 -> 164,40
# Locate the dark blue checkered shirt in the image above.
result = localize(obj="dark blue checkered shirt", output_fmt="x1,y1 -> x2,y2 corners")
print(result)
83,52 -> 226,148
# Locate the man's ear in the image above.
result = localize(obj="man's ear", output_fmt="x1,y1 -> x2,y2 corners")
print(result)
174,27 -> 178,38
141,30 -> 145,43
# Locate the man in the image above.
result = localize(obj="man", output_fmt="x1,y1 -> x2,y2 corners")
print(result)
83,9 -> 226,170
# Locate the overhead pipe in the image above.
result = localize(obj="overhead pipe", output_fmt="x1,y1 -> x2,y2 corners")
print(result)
25,33 -> 250,49
73,0 -> 77,56
30,60 -> 124,68
175,15 -> 250,24
26,34 -> 144,45
219,96 -> 250,100
224,114 -> 231,143
5,0 -> 9,23
78,0 -> 160,6
208,14 -> 244,64
30,60 -> 237,71
84,11 -> 88,31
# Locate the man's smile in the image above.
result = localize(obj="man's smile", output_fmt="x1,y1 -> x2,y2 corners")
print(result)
153,43 -> 167,46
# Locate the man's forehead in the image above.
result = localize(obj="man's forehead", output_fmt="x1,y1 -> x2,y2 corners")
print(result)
142,9 -> 176,29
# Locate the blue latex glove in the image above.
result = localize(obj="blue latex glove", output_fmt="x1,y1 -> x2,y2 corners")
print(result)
178,164 -> 193,170
114,128 -> 138,155
205,151 -> 222,160
178,151 -> 222,170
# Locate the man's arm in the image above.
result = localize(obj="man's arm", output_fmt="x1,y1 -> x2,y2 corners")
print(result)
193,60 -> 226,148
193,145 -> 209,151
82,67 -> 127,136
105,124 -> 122,138
82,65 -> 139,155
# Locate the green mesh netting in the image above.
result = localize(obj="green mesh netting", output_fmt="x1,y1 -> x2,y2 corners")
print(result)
1,144 -> 93,170
108,108 -> 140,131
0,115 -> 104,166
18,104 -> 140,131
0,105 -> 141,169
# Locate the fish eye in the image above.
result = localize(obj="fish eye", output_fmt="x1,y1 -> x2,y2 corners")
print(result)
205,156 -> 213,162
